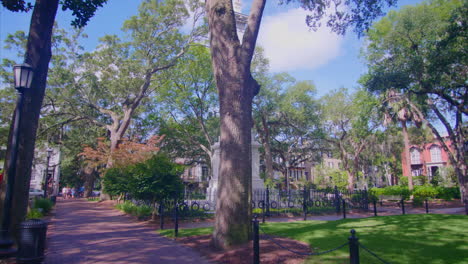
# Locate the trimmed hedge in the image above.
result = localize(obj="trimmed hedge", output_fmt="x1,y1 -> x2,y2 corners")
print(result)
369,186 -> 411,200
370,186 -> 460,201
435,187 -> 460,200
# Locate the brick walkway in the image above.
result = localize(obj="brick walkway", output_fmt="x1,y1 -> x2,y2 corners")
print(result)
45,199 -> 211,264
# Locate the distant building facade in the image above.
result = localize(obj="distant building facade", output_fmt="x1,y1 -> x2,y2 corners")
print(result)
30,147 -> 61,196
402,140 -> 452,181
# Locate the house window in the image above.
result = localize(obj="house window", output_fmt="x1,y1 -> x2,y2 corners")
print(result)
202,166 -> 209,180
430,145 -> 442,162
411,169 -> 421,176
410,148 -> 421,164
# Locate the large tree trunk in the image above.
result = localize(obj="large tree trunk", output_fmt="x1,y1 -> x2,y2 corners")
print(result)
82,165 -> 96,198
256,115 -> 274,180
401,122 -> 414,190
348,155 -> 360,191
0,0 -> 59,239
212,75 -> 254,249
206,0 -> 265,249
261,116 -> 274,180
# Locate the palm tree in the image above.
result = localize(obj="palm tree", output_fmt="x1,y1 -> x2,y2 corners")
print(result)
383,90 -> 423,190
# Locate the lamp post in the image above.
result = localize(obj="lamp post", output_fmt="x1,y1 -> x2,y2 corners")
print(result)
43,148 -> 53,198
0,63 -> 34,258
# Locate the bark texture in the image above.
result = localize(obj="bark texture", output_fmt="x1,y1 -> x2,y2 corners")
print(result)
206,0 -> 265,249
401,122 -> 414,190
0,0 -> 59,238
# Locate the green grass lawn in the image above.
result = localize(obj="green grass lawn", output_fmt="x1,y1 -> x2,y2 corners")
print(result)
158,214 -> 468,264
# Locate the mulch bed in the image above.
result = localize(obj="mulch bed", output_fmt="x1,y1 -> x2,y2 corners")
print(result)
177,234 -> 311,264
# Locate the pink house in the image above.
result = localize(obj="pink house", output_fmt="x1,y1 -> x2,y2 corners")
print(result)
402,140 -> 452,180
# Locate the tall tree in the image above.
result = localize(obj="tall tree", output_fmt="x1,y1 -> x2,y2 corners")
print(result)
321,88 -> 380,190
254,78 -> 323,186
68,0 -> 203,162
206,0 -> 398,248
381,90 -> 423,190
156,45 -> 218,165
0,0 -> 106,238
363,0 -> 467,213
253,72 -> 294,181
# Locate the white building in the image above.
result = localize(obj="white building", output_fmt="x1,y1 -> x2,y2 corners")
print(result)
30,147 -> 61,196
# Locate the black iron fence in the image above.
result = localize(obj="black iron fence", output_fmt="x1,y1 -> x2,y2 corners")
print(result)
126,186 -> 459,231
126,186 -> 370,230
252,187 -> 369,218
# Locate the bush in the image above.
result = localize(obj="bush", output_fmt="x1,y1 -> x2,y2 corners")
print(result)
103,166 -> 131,198
117,201 -> 138,215
399,176 -> 408,186
33,198 -> 54,214
136,205 -> 153,218
370,186 -> 411,200
116,201 -> 154,219
436,187 -> 460,200
413,176 -> 428,185
412,185 -> 438,200
128,154 -> 184,202
412,185 -> 438,206
26,208 -> 44,220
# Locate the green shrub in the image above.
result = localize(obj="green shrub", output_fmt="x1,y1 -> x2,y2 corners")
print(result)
435,187 -> 460,200
26,208 -> 44,219
136,205 -> 153,218
413,185 -> 438,200
399,176 -> 408,186
116,201 -> 137,215
116,201 -> 154,218
87,197 -> 100,202
33,198 -> 53,214
412,197 -> 425,207
370,186 -> 411,200
413,176 -> 428,185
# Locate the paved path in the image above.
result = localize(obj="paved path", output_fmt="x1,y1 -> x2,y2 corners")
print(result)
45,199 -> 211,264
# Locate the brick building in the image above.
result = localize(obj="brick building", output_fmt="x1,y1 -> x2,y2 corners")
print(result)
402,140 -> 452,181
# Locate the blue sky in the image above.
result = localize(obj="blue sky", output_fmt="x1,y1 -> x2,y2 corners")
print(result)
0,0 -> 423,96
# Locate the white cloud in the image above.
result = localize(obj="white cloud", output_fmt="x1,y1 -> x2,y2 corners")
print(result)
258,8 -> 343,72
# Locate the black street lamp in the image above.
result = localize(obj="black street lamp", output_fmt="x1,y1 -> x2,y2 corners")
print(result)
43,148 -> 53,198
0,63 -> 34,258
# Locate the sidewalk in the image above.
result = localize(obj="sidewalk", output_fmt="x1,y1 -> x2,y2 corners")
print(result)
45,199 -> 211,264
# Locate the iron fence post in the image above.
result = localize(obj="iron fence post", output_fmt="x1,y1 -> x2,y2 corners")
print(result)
262,200 -> 266,223
335,186 -> 340,214
174,198 -> 179,237
425,199 -> 429,214
253,215 -> 260,264
342,199 -> 347,219
363,188 -> 369,210
465,199 -> 468,215
401,199 -> 405,215
159,202 -> 164,230
303,186 -> 308,221
373,199 -> 377,217
349,229 -> 360,264
266,187 -> 270,217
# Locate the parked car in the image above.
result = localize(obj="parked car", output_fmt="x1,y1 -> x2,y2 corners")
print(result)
29,188 -> 43,199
